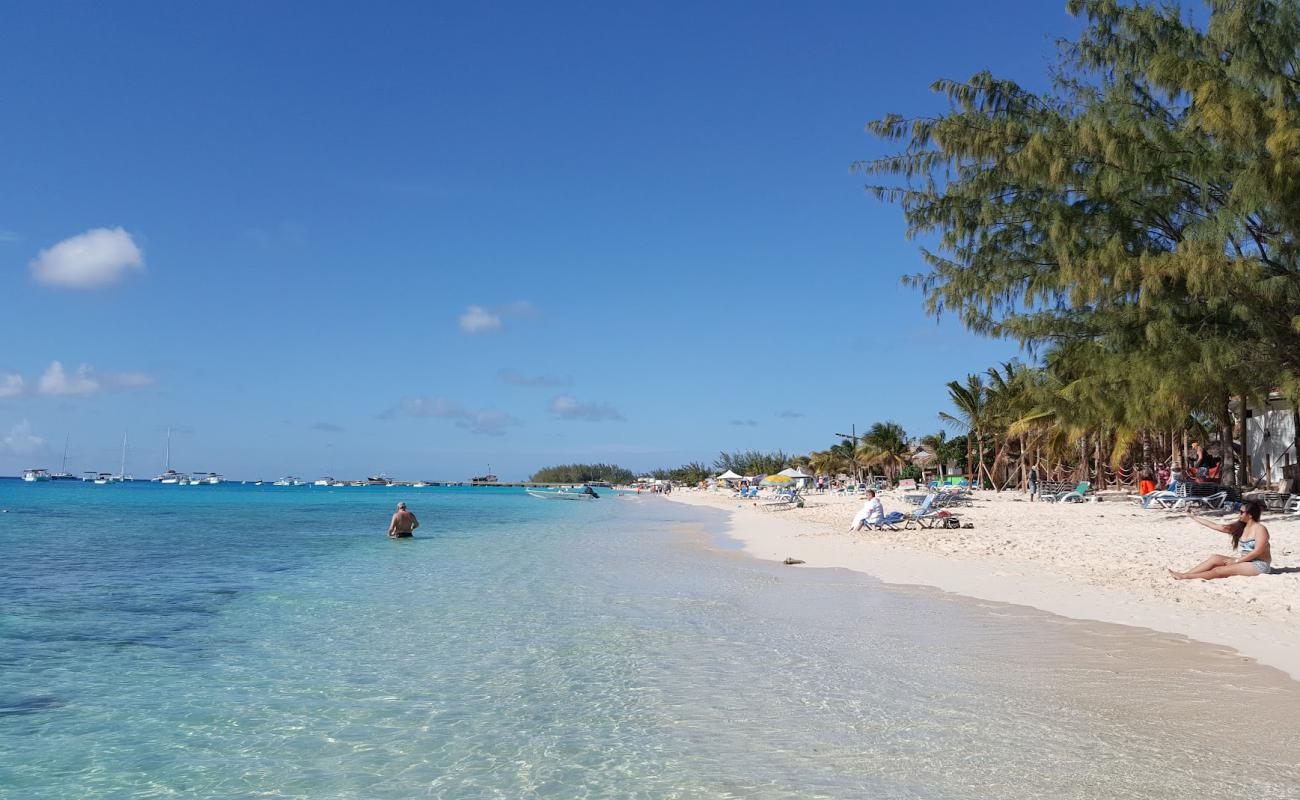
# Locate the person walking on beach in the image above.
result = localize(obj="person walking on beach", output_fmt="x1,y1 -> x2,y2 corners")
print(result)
388,502 -> 419,538
1028,466 -> 1038,501
1170,501 -> 1272,579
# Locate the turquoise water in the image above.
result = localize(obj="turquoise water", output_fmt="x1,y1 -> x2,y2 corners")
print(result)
2,481 -> 1298,799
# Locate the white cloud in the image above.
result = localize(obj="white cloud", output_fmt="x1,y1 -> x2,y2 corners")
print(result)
549,394 -> 625,422
777,410 -> 805,419
729,419 -> 759,427
29,227 -> 144,289
38,361 -> 100,396
458,306 -> 501,334
32,361 -> 153,397
1,420 -> 45,456
458,301 -> 538,334
380,396 -> 519,435
0,374 -> 24,398
457,410 -> 518,437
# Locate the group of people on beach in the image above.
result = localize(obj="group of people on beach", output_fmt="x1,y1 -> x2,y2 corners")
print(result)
846,486 -> 1274,581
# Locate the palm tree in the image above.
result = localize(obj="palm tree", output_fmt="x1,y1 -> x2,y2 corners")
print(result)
939,374 -> 989,487
856,421 -> 911,484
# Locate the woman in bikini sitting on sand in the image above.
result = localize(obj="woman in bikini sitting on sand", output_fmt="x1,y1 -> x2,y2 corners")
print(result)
1170,500 -> 1272,579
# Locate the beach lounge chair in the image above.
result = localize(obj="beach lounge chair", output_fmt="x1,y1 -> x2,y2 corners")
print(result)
865,511 -> 907,531
901,494 -> 959,529
1170,490 -> 1229,511
897,478 -> 918,492
1134,490 -> 1180,509
759,489 -> 801,509
1044,481 -> 1090,503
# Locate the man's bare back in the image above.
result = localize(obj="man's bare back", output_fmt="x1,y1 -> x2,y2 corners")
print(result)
389,502 -> 419,538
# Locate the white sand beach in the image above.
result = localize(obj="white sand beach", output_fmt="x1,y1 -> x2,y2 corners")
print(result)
663,488 -> 1300,680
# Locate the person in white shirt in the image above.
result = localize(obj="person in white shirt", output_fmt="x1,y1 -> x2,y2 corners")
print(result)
850,490 -> 886,531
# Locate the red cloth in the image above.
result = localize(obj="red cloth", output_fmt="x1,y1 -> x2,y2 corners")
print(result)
1139,479 -> 1156,495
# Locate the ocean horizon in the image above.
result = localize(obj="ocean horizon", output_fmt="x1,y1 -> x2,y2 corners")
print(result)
2,481 -> 1298,798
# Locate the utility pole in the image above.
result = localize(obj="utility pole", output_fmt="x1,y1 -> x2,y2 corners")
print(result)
834,424 -> 862,483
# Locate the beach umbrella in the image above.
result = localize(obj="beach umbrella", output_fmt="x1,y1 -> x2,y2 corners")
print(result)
716,470 -> 742,480
762,474 -> 793,484
777,468 -> 812,478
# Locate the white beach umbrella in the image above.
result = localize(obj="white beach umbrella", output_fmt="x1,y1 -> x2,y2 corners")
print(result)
716,470 -> 742,480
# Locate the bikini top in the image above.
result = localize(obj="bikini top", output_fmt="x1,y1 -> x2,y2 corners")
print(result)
1241,539 -> 1256,554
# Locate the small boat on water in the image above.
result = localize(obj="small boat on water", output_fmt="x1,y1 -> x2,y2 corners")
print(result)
366,474 -> 391,486
313,477 -> 334,486
155,469 -> 184,484
526,486 -> 600,501
22,468 -> 51,482
193,472 -> 223,485
471,465 -> 498,484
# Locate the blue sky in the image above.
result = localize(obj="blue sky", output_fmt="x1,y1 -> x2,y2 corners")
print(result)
0,1 -> 1079,480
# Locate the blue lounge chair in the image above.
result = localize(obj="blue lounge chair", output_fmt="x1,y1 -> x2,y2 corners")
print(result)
1045,481 -> 1090,503
903,493 -> 957,529
866,511 -> 907,531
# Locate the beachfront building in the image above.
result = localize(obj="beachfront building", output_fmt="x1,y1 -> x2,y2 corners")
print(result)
1244,393 -> 1299,483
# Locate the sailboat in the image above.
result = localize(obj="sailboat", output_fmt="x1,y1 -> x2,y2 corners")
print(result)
106,432 -> 131,483
154,427 -> 184,483
49,434 -> 77,480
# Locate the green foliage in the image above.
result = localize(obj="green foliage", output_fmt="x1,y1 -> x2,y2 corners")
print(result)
861,0 -> 1300,438
529,463 -> 635,485
712,450 -> 793,476
650,461 -> 714,485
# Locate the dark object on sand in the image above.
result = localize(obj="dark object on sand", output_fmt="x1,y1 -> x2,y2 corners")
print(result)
783,557 -> 805,565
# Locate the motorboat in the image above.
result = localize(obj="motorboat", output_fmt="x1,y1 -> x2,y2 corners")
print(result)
272,477 -> 297,486
526,486 -> 599,501
22,468 -> 51,482
411,481 -> 429,488
93,472 -> 112,485
366,474 -> 391,486
471,465 -> 498,484
194,472 -> 223,485
313,477 -> 334,486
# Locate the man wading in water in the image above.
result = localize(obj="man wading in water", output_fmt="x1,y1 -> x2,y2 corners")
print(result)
388,502 -> 419,538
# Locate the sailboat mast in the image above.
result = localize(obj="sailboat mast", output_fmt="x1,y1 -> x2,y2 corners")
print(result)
61,434 -> 69,473
165,427 -> 171,471
121,431 -> 128,478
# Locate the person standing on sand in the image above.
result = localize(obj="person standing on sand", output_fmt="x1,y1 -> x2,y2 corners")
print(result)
1170,501 -> 1272,579
388,502 -> 419,538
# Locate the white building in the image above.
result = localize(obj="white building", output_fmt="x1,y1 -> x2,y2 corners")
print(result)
1244,393 -> 1297,482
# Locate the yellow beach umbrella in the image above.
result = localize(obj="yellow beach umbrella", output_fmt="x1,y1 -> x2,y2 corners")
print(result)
762,474 -> 793,484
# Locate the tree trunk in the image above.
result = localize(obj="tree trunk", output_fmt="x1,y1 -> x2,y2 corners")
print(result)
1095,435 -> 1104,490
1237,392 -> 1249,486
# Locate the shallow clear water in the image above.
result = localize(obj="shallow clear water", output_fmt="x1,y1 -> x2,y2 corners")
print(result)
1,481 -> 1297,799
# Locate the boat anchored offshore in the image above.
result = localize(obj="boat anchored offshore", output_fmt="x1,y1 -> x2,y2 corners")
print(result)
526,486 -> 600,501
22,468 -> 51,482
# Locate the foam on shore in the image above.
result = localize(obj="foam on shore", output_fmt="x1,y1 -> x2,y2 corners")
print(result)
663,488 -> 1300,681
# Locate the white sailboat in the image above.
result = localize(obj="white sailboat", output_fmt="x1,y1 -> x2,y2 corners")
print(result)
106,432 -> 131,483
155,427 -> 183,483
50,435 -> 77,480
